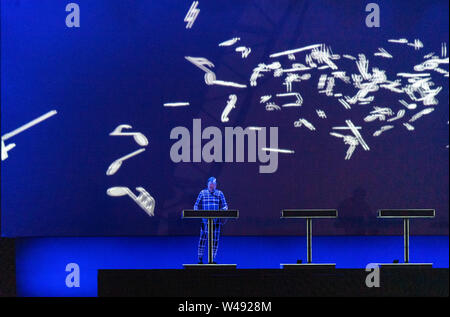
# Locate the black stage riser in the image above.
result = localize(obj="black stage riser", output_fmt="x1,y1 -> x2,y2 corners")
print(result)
98,268 -> 449,297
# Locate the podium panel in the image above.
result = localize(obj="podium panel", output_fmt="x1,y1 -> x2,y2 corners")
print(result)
280,209 -> 338,267
182,209 -> 239,266
377,209 -> 435,265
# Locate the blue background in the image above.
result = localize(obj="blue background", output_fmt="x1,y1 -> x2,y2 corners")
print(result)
1,0 -> 449,236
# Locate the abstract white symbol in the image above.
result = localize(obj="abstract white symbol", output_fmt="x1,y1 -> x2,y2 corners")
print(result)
373,125 -> 394,137
260,95 -> 272,104
109,124 -> 149,147
407,39 -> 424,50
184,1 -> 200,29
221,95 -> 237,122
269,44 -> 323,58
164,102 -> 190,107
106,148 -> 146,176
316,110 -> 327,119
276,92 -> 303,107
235,46 -> 252,58
221,95 -> 237,123
409,108 -> 435,123
107,186 -> 155,217
185,56 -> 247,88
388,38 -> 409,44
442,43 -> 447,58
265,102 -> 281,111
1,110 -> 57,161
219,37 -> 240,47
403,123 -> 415,131
331,120 -> 370,160
261,147 -> 295,154
294,118 -> 316,131
374,48 -> 393,59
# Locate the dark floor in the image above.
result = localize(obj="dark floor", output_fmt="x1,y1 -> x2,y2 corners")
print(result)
0,238 -> 16,297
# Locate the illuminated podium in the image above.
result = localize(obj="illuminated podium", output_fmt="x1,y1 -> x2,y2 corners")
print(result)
377,209 -> 435,268
280,209 -> 338,269
182,209 -> 239,269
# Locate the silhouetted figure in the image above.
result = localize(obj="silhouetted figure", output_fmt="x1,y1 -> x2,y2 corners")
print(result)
336,187 -> 373,235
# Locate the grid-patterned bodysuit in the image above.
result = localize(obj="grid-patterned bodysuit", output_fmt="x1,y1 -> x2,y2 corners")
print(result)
193,189 -> 228,261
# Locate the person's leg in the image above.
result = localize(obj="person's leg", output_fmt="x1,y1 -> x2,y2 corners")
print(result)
212,221 -> 221,261
197,221 -> 207,263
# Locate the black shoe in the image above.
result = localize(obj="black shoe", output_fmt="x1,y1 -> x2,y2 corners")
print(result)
212,261 -> 217,264
198,259 -> 203,264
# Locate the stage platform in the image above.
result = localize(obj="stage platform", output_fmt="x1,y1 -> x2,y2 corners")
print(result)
15,236 -> 449,296
98,268 -> 449,297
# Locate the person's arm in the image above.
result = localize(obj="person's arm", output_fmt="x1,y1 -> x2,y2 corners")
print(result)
219,191 -> 228,210
193,191 -> 203,210
219,191 -> 228,225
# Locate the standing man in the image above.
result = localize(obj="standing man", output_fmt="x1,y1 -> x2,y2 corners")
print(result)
193,177 -> 228,264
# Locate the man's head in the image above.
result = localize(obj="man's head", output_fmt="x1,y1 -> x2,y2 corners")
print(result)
207,177 -> 217,192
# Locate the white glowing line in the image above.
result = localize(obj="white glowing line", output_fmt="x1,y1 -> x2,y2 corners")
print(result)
373,125 -> 394,137
221,95 -> 237,123
164,102 -> 190,107
338,99 -> 351,110
343,54 -> 356,60
374,48 -> 393,58
212,80 -> 247,88
403,123 -> 415,131
261,147 -> 295,154
219,38 -> 240,47
184,1 -> 200,29
409,108 -> 435,123
2,110 -> 57,141
269,44 -> 323,58
388,38 -> 409,44
109,124 -> 149,147
397,73 -> 431,77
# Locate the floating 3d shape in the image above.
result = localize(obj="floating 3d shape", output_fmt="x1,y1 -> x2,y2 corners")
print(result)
316,110 -> 327,119
387,109 -> 406,122
107,186 -> 155,217
235,46 -> 251,58
185,56 -> 247,88
331,120 -> 370,160
261,147 -> 295,154
1,110 -> 57,161
294,118 -> 316,131
269,44 -> 323,58
403,123 -> 415,131
184,1 -> 200,29
221,95 -> 237,123
265,102 -> 281,111
185,56 -> 217,84
373,125 -> 394,137
106,148 -> 146,176
409,108 -> 435,123
219,38 -> 240,47
276,93 -> 303,107
407,39 -> 424,50
164,102 -> 190,107
388,38 -> 408,44
374,48 -> 393,59
110,124 -> 148,147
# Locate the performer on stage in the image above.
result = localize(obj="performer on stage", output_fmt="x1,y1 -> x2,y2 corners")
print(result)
193,177 -> 228,264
